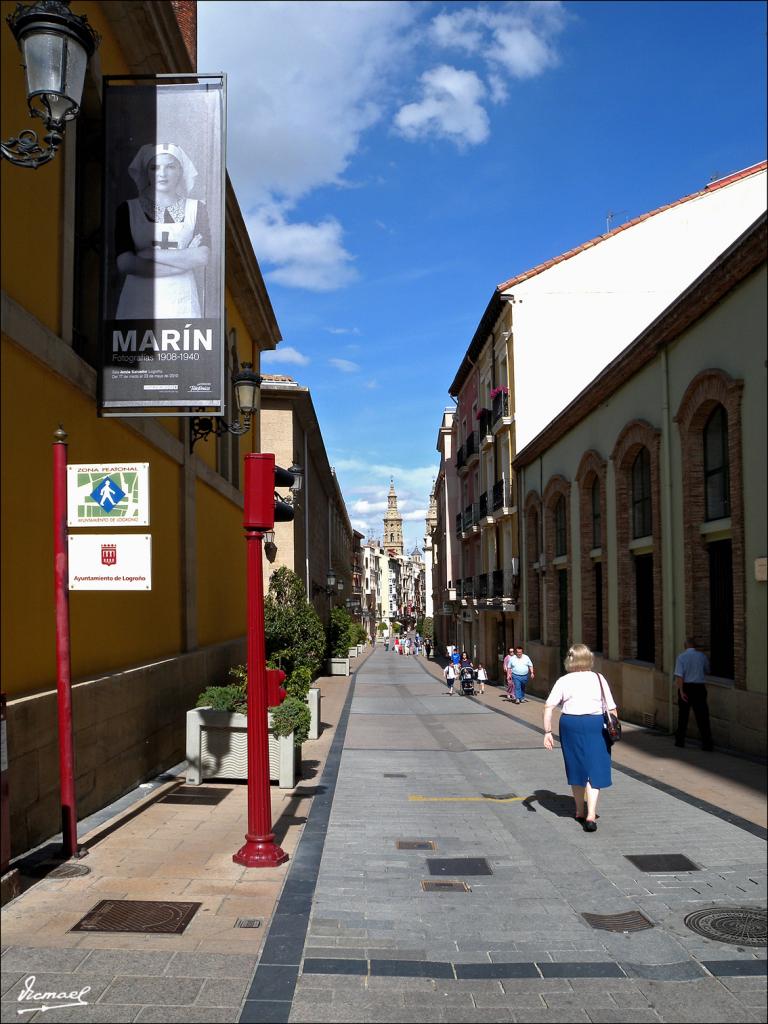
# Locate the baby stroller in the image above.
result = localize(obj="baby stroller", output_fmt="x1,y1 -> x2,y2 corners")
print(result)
459,666 -> 476,696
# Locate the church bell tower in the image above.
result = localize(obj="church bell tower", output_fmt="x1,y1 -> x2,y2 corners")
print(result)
383,478 -> 404,556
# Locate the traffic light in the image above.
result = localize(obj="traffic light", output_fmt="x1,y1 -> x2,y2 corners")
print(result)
244,453 -> 296,531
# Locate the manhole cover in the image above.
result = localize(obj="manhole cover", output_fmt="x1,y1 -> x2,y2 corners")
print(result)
582,911 -> 654,932
684,906 -> 767,947
396,840 -> 436,850
235,918 -> 262,929
71,900 -> 201,934
421,880 -> 470,892
47,863 -> 92,879
625,854 -> 700,873
427,857 -> 492,876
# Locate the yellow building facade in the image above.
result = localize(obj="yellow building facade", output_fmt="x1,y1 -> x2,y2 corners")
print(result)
1,1 -> 281,854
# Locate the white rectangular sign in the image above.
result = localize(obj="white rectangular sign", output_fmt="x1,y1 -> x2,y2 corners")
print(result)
68,534 -> 152,590
67,463 -> 149,527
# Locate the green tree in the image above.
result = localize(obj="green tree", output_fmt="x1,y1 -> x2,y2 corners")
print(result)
327,606 -> 354,657
264,566 -> 325,678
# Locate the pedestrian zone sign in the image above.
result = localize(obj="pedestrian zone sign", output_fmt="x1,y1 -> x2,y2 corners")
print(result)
67,463 -> 149,526
68,534 -> 151,590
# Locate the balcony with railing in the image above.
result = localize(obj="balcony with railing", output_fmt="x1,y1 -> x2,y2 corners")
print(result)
477,573 -> 489,600
456,444 -> 466,471
462,503 -> 474,532
477,408 -> 493,445
492,389 -> 510,425
455,512 -> 463,538
464,429 -> 479,466
462,576 -> 474,599
478,490 -> 488,519
492,478 -> 507,511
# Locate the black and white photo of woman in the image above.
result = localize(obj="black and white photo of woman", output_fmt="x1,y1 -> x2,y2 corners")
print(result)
115,143 -> 209,320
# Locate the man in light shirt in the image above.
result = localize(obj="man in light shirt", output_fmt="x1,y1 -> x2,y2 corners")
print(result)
508,645 -> 535,704
674,637 -> 713,751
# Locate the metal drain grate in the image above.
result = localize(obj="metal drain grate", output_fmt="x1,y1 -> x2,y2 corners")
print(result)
383,773 -> 408,778
625,854 -> 700,873
159,786 -> 232,805
47,863 -> 92,879
396,840 -> 436,850
427,857 -> 492,876
684,906 -> 767,947
235,918 -> 262,929
71,900 -> 201,934
421,880 -> 470,892
582,911 -> 654,933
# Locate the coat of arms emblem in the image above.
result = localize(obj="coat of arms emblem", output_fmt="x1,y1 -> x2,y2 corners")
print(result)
101,544 -> 117,566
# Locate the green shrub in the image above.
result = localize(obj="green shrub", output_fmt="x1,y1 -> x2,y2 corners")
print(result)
196,682 -> 246,715
270,696 -> 311,746
286,665 -> 312,702
377,621 -> 386,635
327,606 -> 354,657
422,616 -> 433,640
264,567 -> 325,678
352,622 -> 367,645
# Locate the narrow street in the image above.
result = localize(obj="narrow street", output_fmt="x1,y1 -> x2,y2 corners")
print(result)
244,648 -> 766,1023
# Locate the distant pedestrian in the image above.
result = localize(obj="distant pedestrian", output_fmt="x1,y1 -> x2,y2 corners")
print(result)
543,643 -> 618,833
446,643 -> 455,660
424,639 -> 432,659
508,645 -> 535,704
384,636 -> 389,652
443,662 -> 457,695
451,647 -> 461,668
476,663 -> 487,694
674,638 -> 713,751
503,647 -> 516,700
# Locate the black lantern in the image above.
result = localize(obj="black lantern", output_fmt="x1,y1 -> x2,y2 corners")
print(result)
2,0 -> 99,169
190,362 -> 262,450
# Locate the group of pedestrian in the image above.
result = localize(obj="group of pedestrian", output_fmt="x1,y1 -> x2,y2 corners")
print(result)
436,631 -> 713,836
386,632 -> 433,658
442,645 -> 487,695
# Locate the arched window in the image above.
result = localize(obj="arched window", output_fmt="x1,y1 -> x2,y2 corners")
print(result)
631,448 -> 652,538
704,405 -> 730,521
554,496 -> 567,557
591,479 -> 601,550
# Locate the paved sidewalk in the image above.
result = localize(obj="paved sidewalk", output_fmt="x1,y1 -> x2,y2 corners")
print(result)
1,646 -> 765,1023
0,654 -> 366,1023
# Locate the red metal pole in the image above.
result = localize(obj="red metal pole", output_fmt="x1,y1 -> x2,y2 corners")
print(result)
233,524 -> 288,868
53,427 -> 82,859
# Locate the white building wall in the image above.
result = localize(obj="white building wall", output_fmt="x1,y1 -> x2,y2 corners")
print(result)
509,168 -> 766,452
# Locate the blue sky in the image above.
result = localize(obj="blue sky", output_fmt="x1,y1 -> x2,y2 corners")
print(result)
198,0 -> 766,551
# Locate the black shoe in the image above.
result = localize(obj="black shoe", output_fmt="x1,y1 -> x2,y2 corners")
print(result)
583,820 -> 598,833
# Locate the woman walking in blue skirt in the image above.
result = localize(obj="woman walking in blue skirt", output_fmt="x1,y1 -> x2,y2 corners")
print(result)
542,644 -> 618,833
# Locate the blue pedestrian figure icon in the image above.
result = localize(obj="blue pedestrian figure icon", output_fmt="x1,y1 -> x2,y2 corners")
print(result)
90,476 -> 126,514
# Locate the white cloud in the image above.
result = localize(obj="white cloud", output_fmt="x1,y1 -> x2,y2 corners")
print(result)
262,346 -> 310,366
430,2 -> 566,79
403,508 -> 428,521
246,203 -> 357,292
329,358 -> 360,373
394,65 -> 490,148
325,326 -> 361,336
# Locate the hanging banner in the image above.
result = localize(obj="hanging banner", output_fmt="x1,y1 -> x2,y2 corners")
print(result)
100,75 -> 226,414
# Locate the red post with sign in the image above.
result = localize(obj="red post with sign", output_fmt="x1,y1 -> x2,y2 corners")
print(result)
52,427 -> 82,859
233,454 -> 289,868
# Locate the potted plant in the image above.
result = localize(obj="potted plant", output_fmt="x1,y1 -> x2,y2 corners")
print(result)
327,606 -> 354,675
186,667 -> 300,788
186,568 -> 325,785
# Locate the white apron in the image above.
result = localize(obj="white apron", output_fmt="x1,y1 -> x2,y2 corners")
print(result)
116,198 -> 201,319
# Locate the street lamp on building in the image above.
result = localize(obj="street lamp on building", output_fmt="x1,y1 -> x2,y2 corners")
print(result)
2,0 -> 99,169
190,362 -> 262,450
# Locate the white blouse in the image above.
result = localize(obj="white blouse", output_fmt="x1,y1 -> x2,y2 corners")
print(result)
545,671 -> 617,716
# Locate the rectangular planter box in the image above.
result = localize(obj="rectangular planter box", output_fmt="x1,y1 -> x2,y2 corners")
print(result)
308,687 -> 321,740
185,707 -> 298,789
348,648 -> 358,659
327,657 -> 349,676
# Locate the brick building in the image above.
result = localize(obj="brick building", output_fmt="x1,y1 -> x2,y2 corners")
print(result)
514,215 -> 766,755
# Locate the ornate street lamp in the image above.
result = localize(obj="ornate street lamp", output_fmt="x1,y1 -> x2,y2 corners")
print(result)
2,0 -> 99,169
190,362 -> 262,450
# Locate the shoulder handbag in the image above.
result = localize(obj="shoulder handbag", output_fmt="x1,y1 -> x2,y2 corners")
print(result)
596,672 -> 621,744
